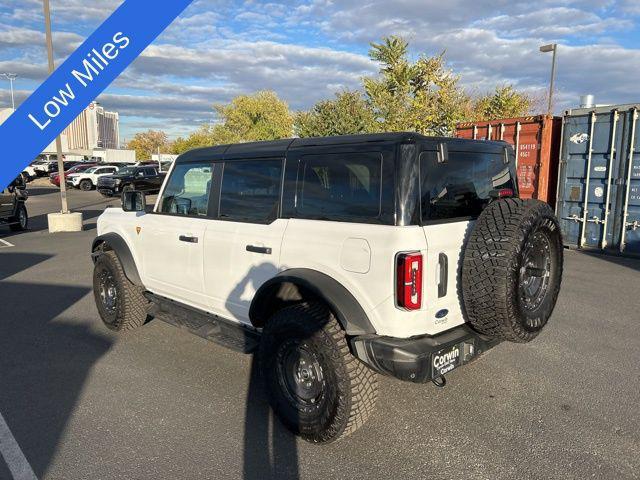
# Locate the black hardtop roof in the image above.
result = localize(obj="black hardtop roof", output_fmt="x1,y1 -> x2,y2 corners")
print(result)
176,132 -> 508,163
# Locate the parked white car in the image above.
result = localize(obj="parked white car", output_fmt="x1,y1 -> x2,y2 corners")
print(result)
67,165 -> 120,191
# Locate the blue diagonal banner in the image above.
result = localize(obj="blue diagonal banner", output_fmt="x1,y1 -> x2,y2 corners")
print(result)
0,0 -> 194,189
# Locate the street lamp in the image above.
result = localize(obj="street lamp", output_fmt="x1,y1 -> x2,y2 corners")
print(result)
0,73 -> 17,110
540,43 -> 558,115
43,0 -> 69,214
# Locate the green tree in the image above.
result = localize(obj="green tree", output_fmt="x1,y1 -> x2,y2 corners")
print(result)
363,36 -> 470,135
126,130 -> 171,160
172,91 -> 294,153
295,91 -> 378,137
171,125 -> 217,154
212,90 -> 293,143
472,85 -> 533,121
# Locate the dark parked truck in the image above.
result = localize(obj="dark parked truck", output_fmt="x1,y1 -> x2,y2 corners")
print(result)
0,174 -> 28,231
91,133 -> 564,442
97,166 -> 166,197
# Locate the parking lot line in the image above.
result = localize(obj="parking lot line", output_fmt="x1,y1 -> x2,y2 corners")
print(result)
0,239 -> 14,248
0,412 -> 37,480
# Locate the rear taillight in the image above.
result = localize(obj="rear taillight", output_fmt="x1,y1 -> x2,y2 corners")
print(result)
396,252 -> 423,310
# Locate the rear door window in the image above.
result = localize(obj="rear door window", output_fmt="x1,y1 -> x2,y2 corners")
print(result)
219,159 -> 283,223
296,153 -> 382,222
420,150 -> 514,222
159,162 -> 213,216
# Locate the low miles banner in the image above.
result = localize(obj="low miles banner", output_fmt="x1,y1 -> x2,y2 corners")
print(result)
0,0 -> 194,189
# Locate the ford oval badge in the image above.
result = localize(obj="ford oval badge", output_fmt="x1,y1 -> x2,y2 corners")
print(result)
435,309 -> 449,319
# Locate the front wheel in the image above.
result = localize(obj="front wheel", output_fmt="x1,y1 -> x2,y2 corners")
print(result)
79,179 -> 93,191
9,204 -> 28,231
93,251 -> 149,331
260,302 -> 378,443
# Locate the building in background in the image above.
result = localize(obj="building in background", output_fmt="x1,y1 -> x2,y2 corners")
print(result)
1,105 -> 134,164
64,101 -> 120,150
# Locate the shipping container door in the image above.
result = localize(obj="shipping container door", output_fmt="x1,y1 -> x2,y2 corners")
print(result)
619,108 -> 640,255
558,110 -> 621,249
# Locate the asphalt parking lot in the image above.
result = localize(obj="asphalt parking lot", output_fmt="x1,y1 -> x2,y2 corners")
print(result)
1,181 -> 639,480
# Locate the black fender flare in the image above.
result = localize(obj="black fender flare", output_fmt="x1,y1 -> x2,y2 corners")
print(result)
249,268 -> 376,335
91,232 -> 142,286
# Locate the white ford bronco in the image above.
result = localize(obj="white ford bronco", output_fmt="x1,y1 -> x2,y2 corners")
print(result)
92,133 -> 563,442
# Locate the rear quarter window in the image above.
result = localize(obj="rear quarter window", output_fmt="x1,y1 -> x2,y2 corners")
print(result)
419,150 -> 514,223
295,152 -> 383,223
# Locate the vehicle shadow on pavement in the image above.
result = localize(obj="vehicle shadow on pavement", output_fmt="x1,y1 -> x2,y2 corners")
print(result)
0,252 -> 112,478
243,356 -> 300,480
225,265 -> 301,480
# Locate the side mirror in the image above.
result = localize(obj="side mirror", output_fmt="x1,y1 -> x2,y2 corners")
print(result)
122,190 -> 146,212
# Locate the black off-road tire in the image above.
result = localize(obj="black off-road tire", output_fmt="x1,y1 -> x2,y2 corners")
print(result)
9,204 -> 28,231
260,302 -> 378,443
93,251 -> 148,331
122,184 -> 134,193
79,179 -> 93,191
461,198 -> 563,343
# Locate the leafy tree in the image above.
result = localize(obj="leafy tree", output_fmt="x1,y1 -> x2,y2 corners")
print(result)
363,36 -> 470,135
171,125 -> 217,154
126,130 -> 171,160
172,91 -> 294,153
295,91 -> 378,138
212,90 -> 293,143
472,85 -> 533,121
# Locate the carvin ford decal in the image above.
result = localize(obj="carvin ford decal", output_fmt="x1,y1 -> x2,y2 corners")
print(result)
432,345 -> 460,375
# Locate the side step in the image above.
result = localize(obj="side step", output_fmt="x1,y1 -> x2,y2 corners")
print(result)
144,292 -> 261,353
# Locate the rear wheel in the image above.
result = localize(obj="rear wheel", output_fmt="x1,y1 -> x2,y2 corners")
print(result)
93,251 -> 148,331
79,179 -> 93,191
260,302 -> 378,443
461,198 -> 563,343
9,204 -> 28,231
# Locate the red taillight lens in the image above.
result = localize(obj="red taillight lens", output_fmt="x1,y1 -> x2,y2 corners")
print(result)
396,252 -> 423,310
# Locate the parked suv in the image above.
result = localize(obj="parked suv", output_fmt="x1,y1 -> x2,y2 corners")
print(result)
0,174 -> 28,231
91,133 -> 563,442
67,165 -> 120,191
97,166 -> 166,197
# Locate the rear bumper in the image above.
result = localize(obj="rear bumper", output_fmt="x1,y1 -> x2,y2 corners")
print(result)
350,324 -> 500,383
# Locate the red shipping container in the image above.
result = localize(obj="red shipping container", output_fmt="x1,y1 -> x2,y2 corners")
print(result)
455,115 -> 562,206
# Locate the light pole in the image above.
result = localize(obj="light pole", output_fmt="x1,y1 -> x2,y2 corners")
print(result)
540,43 -> 558,115
43,0 -> 69,214
0,73 -> 17,110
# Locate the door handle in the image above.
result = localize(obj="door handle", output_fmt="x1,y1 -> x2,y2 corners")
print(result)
438,253 -> 448,298
246,245 -> 272,255
179,235 -> 199,243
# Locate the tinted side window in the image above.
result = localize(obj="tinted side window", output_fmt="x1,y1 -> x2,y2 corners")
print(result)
142,167 -> 156,175
296,153 -> 382,222
219,159 -> 282,223
420,151 -> 514,222
159,162 -> 213,216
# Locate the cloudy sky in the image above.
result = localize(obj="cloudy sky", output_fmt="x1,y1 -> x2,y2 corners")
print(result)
0,0 -> 639,141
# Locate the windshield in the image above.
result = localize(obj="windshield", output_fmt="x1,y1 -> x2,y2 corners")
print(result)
84,167 -> 99,174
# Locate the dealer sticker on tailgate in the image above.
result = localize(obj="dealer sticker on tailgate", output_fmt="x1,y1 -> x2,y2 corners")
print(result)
432,343 -> 463,377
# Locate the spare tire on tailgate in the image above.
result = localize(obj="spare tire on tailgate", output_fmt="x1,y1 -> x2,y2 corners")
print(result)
461,198 -> 563,343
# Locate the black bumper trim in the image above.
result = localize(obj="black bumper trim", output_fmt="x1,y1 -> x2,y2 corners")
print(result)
350,324 -> 500,383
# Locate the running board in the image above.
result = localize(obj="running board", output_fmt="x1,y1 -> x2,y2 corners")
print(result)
144,292 -> 261,353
